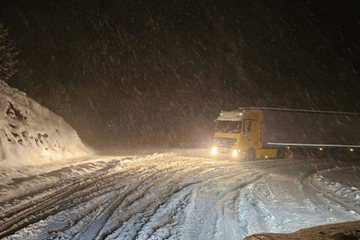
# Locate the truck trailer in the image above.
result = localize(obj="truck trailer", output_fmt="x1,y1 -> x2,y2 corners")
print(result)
211,107 -> 360,160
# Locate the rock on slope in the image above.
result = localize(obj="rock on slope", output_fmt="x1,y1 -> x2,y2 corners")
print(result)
244,221 -> 360,240
0,80 -> 91,167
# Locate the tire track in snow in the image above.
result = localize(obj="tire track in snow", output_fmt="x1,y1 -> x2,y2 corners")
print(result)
98,163 -> 233,240
77,172 -> 159,240
3,154 -> 360,240
54,157 -> 249,239
237,161 -> 360,238
45,165 -> 190,239
301,164 -> 360,216
0,158 -> 140,219
0,159 -> 163,238
0,155 -> 225,239
191,159 -> 352,239
92,169 -> 199,240
181,160 -> 320,239
100,181 -> 199,240
210,172 -> 268,240
181,168 -> 267,239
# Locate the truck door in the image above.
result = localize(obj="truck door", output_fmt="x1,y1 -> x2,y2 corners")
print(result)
243,120 -> 253,148
243,120 -> 261,149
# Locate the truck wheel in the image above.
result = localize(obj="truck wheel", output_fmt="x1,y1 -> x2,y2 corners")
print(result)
276,149 -> 285,159
246,148 -> 256,161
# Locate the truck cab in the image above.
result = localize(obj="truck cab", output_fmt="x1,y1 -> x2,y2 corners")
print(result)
211,109 -> 277,160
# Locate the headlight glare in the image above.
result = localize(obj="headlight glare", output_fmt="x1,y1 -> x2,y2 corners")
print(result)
211,146 -> 218,155
232,149 -> 238,157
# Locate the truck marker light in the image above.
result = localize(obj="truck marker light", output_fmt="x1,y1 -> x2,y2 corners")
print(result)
211,146 -> 218,155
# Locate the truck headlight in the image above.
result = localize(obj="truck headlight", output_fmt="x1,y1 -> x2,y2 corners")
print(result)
232,149 -> 238,157
211,146 -> 218,155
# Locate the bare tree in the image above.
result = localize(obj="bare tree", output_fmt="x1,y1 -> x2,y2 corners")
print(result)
0,22 -> 18,81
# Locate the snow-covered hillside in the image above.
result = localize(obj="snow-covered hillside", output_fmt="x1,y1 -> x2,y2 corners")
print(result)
0,80 -> 90,168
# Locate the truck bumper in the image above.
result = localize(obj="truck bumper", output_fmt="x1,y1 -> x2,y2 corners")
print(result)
211,146 -> 246,159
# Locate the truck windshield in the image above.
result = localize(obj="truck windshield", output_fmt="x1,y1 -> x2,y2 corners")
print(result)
215,121 -> 242,133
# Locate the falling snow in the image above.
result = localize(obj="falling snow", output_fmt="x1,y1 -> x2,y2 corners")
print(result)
0,1 -> 360,239
1,1 -> 360,149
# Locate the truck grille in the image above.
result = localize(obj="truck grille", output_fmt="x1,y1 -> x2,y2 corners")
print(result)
214,137 -> 237,148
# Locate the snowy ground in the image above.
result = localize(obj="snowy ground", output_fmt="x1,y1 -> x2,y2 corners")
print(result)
1,150 -> 360,240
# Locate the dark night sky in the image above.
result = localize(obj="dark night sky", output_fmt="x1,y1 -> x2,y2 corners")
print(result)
1,0 -> 360,150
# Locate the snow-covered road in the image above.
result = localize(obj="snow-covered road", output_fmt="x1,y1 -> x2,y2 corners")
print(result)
1,151 -> 360,240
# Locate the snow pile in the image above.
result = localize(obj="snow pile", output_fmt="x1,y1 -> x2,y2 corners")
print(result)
0,80 -> 91,168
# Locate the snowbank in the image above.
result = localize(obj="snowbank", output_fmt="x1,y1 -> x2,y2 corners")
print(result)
0,80 -> 91,168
